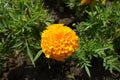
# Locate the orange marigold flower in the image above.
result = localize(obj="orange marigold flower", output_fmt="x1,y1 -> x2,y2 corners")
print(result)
80,0 -> 90,5
41,24 -> 79,61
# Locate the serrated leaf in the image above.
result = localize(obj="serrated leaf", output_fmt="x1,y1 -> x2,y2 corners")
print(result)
34,50 -> 42,62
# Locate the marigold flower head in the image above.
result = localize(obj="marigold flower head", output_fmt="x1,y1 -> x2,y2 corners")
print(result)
41,24 -> 79,61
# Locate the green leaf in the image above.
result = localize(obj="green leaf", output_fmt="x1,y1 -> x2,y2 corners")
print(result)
26,45 -> 35,67
113,65 -> 120,72
12,42 -> 23,48
85,65 -> 91,77
33,50 -> 42,62
66,74 -> 75,80
94,44 -> 113,58
103,55 -> 120,73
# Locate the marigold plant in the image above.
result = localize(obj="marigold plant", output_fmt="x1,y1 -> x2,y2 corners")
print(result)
41,24 -> 79,61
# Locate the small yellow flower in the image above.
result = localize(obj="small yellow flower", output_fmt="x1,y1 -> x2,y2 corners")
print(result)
41,24 -> 79,61
101,0 -> 106,4
80,0 -> 90,5
80,0 -> 106,5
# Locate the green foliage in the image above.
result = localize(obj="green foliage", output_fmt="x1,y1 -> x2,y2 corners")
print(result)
0,0 -> 120,79
0,0 -> 53,70
64,0 -> 88,18
72,1 -> 120,77
103,55 -> 120,73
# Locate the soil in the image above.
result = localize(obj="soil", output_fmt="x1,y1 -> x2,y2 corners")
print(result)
0,53 -> 120,80
43,0 -> 78,27
0,0 -> 120,80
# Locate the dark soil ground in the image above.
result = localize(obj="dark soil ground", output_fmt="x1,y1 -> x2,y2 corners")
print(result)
0,53 -> 120,80
0,0 -> 120,80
